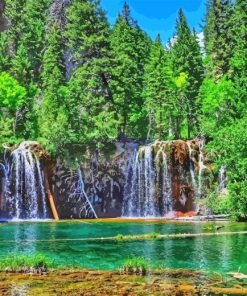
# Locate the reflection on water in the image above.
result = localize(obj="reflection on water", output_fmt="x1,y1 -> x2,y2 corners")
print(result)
0,221 -> 246,273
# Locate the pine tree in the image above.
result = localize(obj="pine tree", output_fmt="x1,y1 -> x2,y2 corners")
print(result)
229,0 -> 247,106
171,9 -> 204,138
4,0 -> 26,54
0,32 -> 9,71
12,0 -> 51,84
110,2 -> 151,138
39,22 -> 66,153
204,0 -> 233,79
65,0 -> 117,147
143,35 -> 173,140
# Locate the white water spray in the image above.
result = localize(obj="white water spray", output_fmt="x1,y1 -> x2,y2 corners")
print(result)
122,142 -> 173,217
2,142 -> 48,220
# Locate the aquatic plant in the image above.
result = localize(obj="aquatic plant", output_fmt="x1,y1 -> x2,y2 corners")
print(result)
121,257 -> 148,275
0,254 -> 54,274
115,232 -> 160,241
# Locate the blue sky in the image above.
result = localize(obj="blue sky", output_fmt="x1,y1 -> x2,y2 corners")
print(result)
101,0 -> 206,44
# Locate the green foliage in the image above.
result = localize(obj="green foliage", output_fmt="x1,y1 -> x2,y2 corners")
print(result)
143,35 -> 173,140
0,0 -> 246,217
0,72 -> 26,147
115,232 -> 160,241
198,77 -> 236,134
0,253 -> 55,272
110,2 -> 151,138
171,9 -> 204,138
0,72 -> 26,110
121,257 -> 148,275
63,0 -> 118,157
206,116 -> 247,218
199,189 -> 233,215
38,22 -> 66,155
204,0 -> 233,80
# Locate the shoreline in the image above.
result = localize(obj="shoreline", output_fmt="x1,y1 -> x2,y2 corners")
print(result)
0,268 -> 247,295
0,215 -> 237,224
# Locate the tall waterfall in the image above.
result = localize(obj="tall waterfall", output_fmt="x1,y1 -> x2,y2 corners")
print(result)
123,142 -> 173,217
122,139 -> 208,218
198,138 -> 206,197
1,142 -> 49,220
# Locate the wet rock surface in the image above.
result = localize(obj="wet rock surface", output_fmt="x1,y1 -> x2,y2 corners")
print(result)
0,139 -> 212,219
0,269 -> 246,296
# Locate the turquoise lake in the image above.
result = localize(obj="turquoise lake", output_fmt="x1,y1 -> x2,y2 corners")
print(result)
0,221 -> 246,273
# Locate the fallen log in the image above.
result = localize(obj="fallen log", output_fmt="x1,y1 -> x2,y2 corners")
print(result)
44,169 -> 59,221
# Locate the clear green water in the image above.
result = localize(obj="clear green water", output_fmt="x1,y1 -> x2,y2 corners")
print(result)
0,221 -> 246,273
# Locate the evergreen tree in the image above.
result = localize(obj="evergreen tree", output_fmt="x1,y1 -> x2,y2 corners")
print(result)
0,32 -> 9,71
65,0 -> 117,148
11,0 -> 51,84
204,0 -> 233,79
229,0 -> 247,106
4,0 -> 26,54
110,2 -> 151,138
38,22 -> 66,154
171,9 -> 204,138
143,35 -> 173,140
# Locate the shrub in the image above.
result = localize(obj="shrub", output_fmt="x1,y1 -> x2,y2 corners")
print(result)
121,257 -> 148,275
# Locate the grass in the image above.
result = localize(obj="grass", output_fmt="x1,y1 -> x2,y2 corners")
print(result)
0,254 -> 55,273
120,257 -> 148,275
115,232 -> 160,241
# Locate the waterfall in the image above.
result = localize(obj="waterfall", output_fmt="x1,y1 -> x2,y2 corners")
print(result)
219,165 -> 227,193
186,141 -> 197,193
198,138 -> 206,197
1,142 -> 48,220
122,142 -> 173,217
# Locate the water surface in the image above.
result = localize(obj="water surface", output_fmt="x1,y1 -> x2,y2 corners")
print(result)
0,221 -> 246,273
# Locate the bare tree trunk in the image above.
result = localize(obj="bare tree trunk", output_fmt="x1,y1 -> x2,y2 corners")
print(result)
44,169 -> 59,220
159,103 -> 163,140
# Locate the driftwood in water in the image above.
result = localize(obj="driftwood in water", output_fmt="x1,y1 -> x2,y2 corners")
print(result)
44,170 -> 59,220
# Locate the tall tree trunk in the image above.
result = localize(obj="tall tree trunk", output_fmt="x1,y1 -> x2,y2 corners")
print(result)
159,102 -> 163,140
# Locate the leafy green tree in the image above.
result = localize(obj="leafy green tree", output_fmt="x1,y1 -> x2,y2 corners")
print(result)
0,72 -> 26,145
198,76 -> 236,135
171,9 -> 204,138
205,115 -> 247,218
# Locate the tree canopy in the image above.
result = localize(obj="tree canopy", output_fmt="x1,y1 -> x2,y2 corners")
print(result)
0,0 -> 246,217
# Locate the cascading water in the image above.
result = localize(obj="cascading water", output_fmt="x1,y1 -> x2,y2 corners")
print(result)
186,141 -> 197,192
122,142 -> 173,217
1,142 -> 49,220
198,138 -> 206,197
219,165 -> 227,193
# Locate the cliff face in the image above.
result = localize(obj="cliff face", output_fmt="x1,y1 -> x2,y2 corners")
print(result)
51,139 -> 210,218
0,139 -> 211,219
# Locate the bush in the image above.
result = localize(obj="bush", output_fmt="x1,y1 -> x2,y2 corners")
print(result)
121,257 -> 148,275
